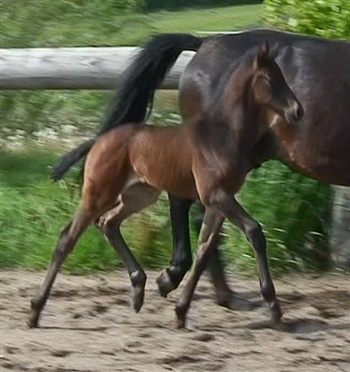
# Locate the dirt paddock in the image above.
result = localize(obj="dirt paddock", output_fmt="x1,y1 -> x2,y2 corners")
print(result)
1,270 -> 349,372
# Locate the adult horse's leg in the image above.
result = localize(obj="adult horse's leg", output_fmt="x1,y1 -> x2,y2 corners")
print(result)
28,208 -> 94,328
207,191 -> 282,325
97,184 -> 160,312
157,195 -> 251,310
157,195 -> 230,299
175,208 -> 224,328
157,195 -> 194,297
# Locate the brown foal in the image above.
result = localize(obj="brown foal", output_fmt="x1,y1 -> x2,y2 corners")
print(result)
28,43 -> 303,329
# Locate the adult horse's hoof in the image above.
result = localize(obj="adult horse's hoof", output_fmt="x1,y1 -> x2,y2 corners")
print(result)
216,290 -> 260,311
156,269 -> 177,298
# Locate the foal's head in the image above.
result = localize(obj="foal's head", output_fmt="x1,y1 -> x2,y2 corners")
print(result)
249,43 -> 304,125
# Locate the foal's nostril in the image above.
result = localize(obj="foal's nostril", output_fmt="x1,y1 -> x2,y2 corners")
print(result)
288,101 -> 304,123
295,102 -> 304,121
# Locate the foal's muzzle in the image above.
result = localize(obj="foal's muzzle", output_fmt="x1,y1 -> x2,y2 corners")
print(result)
285,100 -> 304,124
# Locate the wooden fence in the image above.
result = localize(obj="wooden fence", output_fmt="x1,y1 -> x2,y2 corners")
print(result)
0,47 -> 349,268
331,187 -> 350,269
0,47 -> 194,90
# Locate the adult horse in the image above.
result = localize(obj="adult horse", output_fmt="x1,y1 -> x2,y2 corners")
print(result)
51,29 -> 350,309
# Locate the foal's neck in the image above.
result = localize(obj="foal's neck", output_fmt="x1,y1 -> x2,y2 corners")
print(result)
208,70 -> 263,154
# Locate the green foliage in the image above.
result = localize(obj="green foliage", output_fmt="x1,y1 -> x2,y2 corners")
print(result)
264,0 -> 350,39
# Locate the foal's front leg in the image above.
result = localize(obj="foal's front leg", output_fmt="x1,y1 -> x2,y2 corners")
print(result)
157,194 -> 249,311
208,191 -> 282,325
193,204 -> 254,310
175,209 -> 224,328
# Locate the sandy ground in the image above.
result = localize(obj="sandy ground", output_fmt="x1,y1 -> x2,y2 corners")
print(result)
1,270 -> 349,372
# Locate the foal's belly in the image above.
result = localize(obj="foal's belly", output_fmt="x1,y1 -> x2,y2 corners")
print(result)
130,130 -> 199,199
135,161 -> 198,200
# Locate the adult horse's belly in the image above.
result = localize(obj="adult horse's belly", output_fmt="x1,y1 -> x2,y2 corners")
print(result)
282,128 -> 350,186
275,74 -> 350,186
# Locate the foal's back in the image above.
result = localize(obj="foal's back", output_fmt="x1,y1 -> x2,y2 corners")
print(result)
84,123 -> 198,200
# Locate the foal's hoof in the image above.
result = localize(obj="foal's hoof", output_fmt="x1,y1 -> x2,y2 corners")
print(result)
132,286 -> 145,313
270,300 -> 283,328
130,271 -> 146,313
175,304 -> 188,329
27,313 -> 40,328
156,269 -> 177,298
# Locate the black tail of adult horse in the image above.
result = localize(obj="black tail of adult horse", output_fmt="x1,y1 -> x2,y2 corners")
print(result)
51,33 -> 202,182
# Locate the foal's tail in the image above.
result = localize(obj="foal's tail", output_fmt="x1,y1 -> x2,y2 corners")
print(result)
51,139 -> 95,182
51,33 -> 202,182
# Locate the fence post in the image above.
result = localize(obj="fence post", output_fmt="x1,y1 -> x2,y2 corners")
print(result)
331,186 -> 350,269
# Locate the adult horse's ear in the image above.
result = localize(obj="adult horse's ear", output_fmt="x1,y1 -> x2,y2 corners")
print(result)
256,41 -> 270,68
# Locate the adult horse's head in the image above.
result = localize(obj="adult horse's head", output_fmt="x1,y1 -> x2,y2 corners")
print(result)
251,42 -> 304,125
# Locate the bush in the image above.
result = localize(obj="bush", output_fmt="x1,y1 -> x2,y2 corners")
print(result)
264,0 -> 350,39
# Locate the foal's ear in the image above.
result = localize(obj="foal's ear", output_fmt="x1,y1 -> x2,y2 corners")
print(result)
255,41 -> 270,69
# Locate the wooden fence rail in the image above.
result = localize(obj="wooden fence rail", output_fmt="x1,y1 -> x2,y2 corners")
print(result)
0,47 -> 195,90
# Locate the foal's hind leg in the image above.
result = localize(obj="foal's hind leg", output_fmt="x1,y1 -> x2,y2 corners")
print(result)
28,208 -> 94,328
204,190 -> 282,325
175,209 -> 224,328
97,184 -> 160,313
